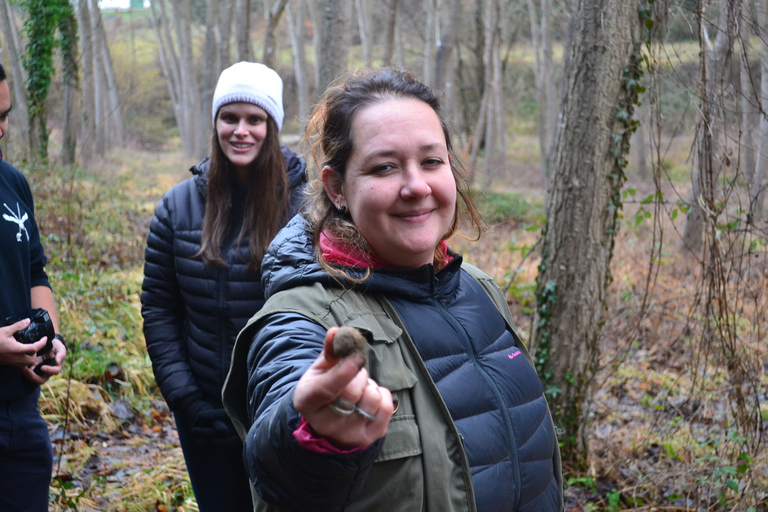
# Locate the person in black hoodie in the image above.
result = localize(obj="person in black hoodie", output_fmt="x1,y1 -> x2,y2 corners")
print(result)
0,62 -> 67,511
141,61 -> 306,511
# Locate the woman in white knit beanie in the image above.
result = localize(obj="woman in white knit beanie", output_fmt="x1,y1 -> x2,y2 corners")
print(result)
141,61 -> 306,512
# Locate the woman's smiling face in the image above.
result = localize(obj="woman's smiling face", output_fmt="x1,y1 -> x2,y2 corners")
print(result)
324,98 -> 457,268
216,102 -> 268,179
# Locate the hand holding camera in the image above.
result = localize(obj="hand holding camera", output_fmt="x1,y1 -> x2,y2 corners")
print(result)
1,309 -> 56,373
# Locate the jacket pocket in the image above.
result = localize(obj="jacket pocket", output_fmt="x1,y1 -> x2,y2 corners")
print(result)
365,337 -> 422,462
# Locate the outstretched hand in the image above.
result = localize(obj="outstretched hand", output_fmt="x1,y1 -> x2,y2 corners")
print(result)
293,327 -> 394,449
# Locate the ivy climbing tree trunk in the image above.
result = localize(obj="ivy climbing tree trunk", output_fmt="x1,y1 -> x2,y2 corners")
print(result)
531,0 -> 648,465
78,0 -> 95,163
22,0 -> 57,162
58,0 -> 79,164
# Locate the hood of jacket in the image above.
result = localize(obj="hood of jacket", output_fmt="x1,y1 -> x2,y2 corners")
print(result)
260,214 -> 465,303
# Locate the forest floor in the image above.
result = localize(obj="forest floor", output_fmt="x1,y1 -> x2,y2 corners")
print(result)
28,142 -> 768,511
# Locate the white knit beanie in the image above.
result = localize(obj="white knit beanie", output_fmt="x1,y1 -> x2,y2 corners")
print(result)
211,61 -> 284,131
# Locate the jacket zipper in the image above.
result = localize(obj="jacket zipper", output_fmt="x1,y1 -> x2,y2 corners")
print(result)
378,295 -> 478,512
430,274 -> 522,510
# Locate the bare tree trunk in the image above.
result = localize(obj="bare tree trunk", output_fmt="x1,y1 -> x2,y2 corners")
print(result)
171,0 -> 205,157
288,0 -> 309,126
383,0 -> 398,66
264,0 -> 289,68
317,0 -> 350,95
433,0 -> 461,89
526,0 -> 546,181
78,0 -> 95,163
473,0 -> 499,188
741,52 -> 757,186
203,0 -> 218,131
93,3 -> 124,148
217,0 -> 234,73
0,1 -> 29,138
423,0 -> 435,86
681,0 -> 741,254
542,0 -> 557,167
89,0 -> 107,155
355,0 -> 373,66
751,0 -> 768,215
150,0 -> 183,139
527,0 -> 556,185
394,5 -> 404,67
306,0 -> 324,86
532,0 -> 645,464
235,0 -> 253,61
469,91 -> 488,172
492,42 -> 505,171
434,0 -> 461,131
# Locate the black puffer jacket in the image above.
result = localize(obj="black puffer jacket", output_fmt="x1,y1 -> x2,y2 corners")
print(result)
240,215 -> 562,512
141,146 -> 307,413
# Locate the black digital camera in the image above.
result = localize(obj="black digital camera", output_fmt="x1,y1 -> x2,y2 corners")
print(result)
5,308 -> 55,354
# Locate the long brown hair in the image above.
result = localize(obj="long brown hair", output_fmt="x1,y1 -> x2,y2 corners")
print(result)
302,67 -> 484,275
198,115 -> 287,274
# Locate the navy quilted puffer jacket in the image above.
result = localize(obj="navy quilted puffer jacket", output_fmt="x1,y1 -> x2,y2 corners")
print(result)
242,215 -> 562,512
141,146 -> 306,411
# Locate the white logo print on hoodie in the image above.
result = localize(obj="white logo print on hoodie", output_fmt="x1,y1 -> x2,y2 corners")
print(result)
3,202 -> 29,242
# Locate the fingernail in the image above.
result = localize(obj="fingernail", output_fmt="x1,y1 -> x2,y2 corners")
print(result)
351,354 -> 366,369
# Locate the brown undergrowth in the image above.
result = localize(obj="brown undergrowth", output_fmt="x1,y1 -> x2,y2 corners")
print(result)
455,211 -> 768,511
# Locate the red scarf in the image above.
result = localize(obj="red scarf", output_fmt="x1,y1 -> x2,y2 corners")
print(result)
319,231 -> 452,269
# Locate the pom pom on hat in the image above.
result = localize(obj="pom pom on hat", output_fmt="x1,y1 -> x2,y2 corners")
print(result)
212,61 -> 284,131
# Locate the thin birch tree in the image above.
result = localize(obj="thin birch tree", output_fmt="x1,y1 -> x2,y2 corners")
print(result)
287,0 -> 310,125
355,0 -> 372,66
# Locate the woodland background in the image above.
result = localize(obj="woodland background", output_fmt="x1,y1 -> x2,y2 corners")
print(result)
0,0 -> 767,510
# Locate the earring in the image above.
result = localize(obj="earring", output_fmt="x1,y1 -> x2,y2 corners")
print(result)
338,205 -> 347,215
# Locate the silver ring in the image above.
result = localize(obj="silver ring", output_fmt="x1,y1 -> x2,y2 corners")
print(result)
353,405 -> 376,421
328,398 -> 355,416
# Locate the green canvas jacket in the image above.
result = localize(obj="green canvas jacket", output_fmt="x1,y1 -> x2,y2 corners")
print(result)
223,262 -> 563,512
